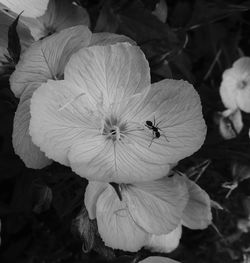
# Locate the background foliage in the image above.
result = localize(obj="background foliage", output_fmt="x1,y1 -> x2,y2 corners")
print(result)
1,0 -> 250,262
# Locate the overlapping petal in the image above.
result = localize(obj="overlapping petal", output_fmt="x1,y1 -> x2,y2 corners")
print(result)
64,43 -> 150,109
13,84 -> 52,168
96,184 -> 148,252
85,175 -> 190,251
10,25 -> 92,98
182,176 -> 212,229
30,79 -> 98,166
126,79 -> 207,165
126,176 -> 188,234
145,225 -> 182,253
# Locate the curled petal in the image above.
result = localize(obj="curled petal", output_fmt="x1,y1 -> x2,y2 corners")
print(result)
182,177 -> 212,229
10,25 -> 92,98
145,225 -> 182,253
30,79 -> 96,166
130,79 -> 206,165
96,185 -> 147,252
64,43 -> 150,109
125,175 -> 189,235
13,84 -> 52,168
84,181 -> 108,219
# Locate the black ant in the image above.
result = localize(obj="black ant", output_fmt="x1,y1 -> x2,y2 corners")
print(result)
145,117 -> 168,146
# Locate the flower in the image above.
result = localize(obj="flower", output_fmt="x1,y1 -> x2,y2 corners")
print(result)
0,0 -> 90,40
28,42 -> 206,182
220,57 -> 250,113
84,173 -> 212,252
10,25 -> 133,169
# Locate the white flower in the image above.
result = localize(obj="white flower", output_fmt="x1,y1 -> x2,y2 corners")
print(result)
84,174 -> 212,252
28,42 -> 206,183
10,25 -> 134,169
220,57 -> 250,113
0,0 -> 90,40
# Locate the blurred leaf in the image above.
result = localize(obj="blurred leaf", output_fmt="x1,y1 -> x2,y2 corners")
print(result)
7,12 -> 22,65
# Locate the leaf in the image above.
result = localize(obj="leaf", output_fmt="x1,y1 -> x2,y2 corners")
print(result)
7,12 -> 22,64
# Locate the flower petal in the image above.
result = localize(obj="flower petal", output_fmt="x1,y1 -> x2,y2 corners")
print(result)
10,25 -> 92,98
84,181 -> 108,219
64,43 -> 150,109
145,225 -> 182,253
30,79 -> 97,166
125,175 -> 189,235
140,257 -> 180,263
13,84 -> 52,168
182,177 -> 212,229
0,0 -> 49,17
96,184 -> 147,251
130,79 -> 206,164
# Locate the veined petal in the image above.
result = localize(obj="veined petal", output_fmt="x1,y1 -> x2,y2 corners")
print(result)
84,181 -> 108,219
69,133 -> 171,183
13,84 -> 52,168
96,184 -> 147,252
125,175 -> 189,235
145,225 -> 182,253
182,177 -> 212,229
64,43 -> 150,110
130,79 -> 206,164
10,25 -> 92,98
140,257 -> 180,263
0,0 -> 49,17
30,79 -> 97,166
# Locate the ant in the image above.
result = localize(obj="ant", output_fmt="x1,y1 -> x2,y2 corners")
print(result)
145,117 -> 168,147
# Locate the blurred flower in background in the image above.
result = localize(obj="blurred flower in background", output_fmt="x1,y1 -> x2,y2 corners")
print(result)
220,57 -> 250,113
10,25 -> 133,169
84,173 -> 212,252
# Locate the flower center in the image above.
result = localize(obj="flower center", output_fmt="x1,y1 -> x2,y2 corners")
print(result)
102,116 -> 127,142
